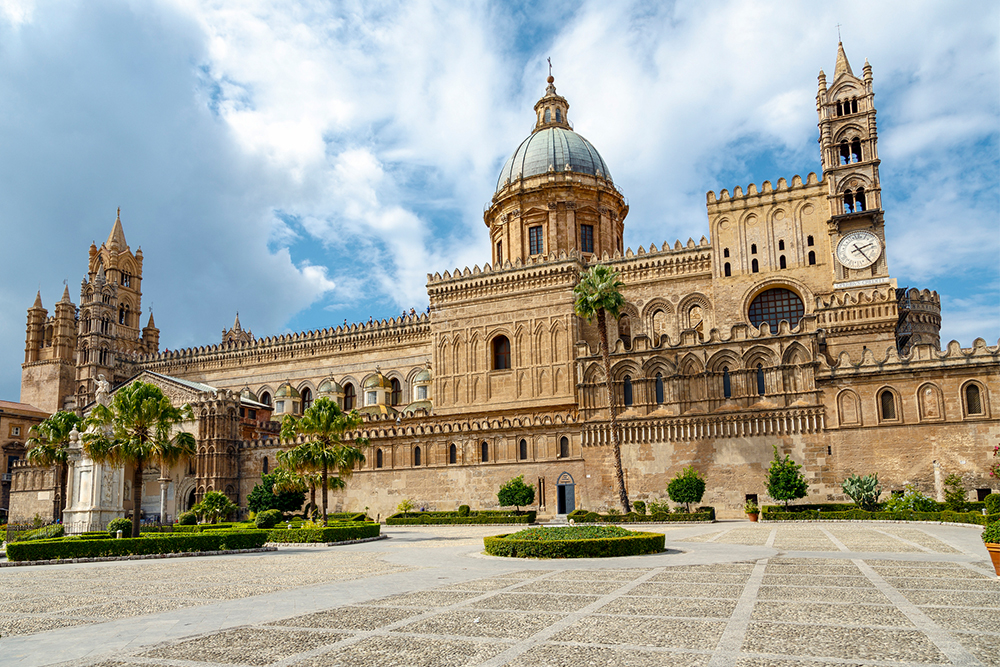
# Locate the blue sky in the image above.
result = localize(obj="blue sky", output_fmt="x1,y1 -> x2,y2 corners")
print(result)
1,0 -> 997,402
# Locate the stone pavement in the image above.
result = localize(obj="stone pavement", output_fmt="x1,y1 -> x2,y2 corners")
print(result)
1,522 -> 997,667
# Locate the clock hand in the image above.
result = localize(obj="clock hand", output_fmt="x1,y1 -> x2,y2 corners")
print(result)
852,244 -> 871,260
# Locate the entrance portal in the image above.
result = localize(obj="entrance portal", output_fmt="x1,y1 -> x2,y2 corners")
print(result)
556,471 -> 575,514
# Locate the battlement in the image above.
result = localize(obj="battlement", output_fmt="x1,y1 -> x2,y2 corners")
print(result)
818,337 -> 1000,377
706,173 -> 823,208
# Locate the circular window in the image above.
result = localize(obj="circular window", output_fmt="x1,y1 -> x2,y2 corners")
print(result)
748,288 -> 804,331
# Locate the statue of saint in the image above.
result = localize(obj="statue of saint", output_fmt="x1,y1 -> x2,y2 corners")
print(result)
95,374 -> 111,406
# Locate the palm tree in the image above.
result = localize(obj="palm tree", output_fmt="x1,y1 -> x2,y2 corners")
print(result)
280,397 -> 366,525
25,411 -> 81,521
573,263 -> 630,513
274,448 -> 316,518
82,381 -> 197,537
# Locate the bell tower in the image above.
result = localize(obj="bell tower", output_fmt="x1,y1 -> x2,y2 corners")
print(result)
817,43 -> 889,285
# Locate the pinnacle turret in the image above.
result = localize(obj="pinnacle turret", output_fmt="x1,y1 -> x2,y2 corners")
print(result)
834,41 -> 853,77
106,207 -> 127,250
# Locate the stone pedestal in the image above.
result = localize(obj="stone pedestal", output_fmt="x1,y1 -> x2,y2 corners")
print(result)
61,427 -> 125,534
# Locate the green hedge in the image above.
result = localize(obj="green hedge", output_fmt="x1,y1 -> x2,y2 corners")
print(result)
764,501 -> 990,514
386,510 -> 536,525
266,523 -> 381,543
484,530 -> 664,558
762,508 -> 1000,525
6,531 -> 270,562
569,507 -> 715,523
327,512 -> 370,523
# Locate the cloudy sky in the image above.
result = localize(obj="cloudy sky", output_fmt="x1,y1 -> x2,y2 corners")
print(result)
1,0 -> 997,401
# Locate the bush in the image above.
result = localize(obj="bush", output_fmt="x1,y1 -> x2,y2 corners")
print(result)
632,501 -> 646,515
386,510 -> 536,525
397,498 -> 414,513
986,494 -> 1000,516
6,531 -> 270,561
766,445 -> 809,508
107,518 -> 132,537
484,526 -> 664,558
883,485 -> 939,512
943,474 -> 966,511
457,505 -> 471,517
21,524 -> 65,541
570,508 -> 714,523
176,511 -> 197,526
841,473 -> 882,512
667,467 -> 706,512
255,509 -> 283,529
761,507 -> 999,526
247,473 -> 307,514
327,512 -> 369,523
193,491 -> 238,524
983,521 -> 1000,544
497,475 -> 535,513
266,523 -> 381,543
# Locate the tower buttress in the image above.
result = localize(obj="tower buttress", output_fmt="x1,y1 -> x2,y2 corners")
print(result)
25,293 -> 45,363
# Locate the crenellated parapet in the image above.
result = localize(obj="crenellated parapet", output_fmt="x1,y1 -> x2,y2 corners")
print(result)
818,337 -> 1000,378
706,173 -> 824,210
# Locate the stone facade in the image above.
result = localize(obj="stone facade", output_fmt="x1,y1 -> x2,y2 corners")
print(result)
0,400 -> 48,521
14,44 -> 1000,524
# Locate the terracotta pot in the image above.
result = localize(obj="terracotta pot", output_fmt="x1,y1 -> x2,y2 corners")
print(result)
746,512 -> 759,523
987,543 -> 1000,577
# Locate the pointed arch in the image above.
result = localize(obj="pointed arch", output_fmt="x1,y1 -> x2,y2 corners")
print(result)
838,389 -> 862,426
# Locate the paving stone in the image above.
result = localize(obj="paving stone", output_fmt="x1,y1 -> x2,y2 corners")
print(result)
667,562 -> 756,573
508,644 -> 710,666
647,571 -> 750,584
953,632 -> 1000,667
868,563 -> 984,578
140,627 -> 345,665
395,609 -> 561,638
268,605 -> 423,630
437,578 -> 524,592
360,591 -> 482,608
597,595 -> 736,618
767,558 -> 856,567
760,574 -> 874,588
884,575 -> 1000,591
901,589 -> 1000,608
545,569 -> 651,581
735,659 -> 875,667
742,622 -> 948,662
517,579 -> 624,594
750,601 -> 914,627
919,605 -> 1000,634
0,614 -> 92,637
291,636 -> 508,666
559,616 -> 725,649
629,582 -> 744,598
756,586 -> 890,604
73,597 -> 202,619
468,592 -> 599,612
763,563 -> 860,576
0,595 -> 106,614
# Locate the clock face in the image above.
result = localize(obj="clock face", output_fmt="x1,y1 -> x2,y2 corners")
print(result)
836,231 -> 882,269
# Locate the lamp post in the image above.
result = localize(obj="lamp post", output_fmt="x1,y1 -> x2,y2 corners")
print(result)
158,470 -> 170,526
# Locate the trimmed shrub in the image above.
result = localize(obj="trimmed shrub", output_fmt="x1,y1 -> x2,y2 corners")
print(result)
326,512 -> 369,523
982,521 -> 1000,544
767,445 -> 808,508
762,507 -> 999,526
255,509 -> 283,529
107,518 -> 132,537
484,526 -> 664,558
457,505 -> 471,517
883,485 -> 939,512
21,524 -> 65,541
266,523 -> 380,543
247,473 -> 307,514
571,508 -> 714,523
6,531 -> 270,562
986,494 -> 1000,516
386,510 -> 536,525
943,474 -> 967,512
177,511 -> 197,526
632,501 -> 646,515
497,475 -> 535,513
667,467 -> 706,512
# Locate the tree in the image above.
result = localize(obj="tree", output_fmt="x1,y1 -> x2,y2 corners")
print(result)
943,473 -> 966,511
193,490 -> 237,523
279,397 -> 366,525
841,473 -> 882,511
497,475 -> 535,514
247,472 -> 306,514
25,411 -> 81,520
766,445 -> 809,509
667,466 -> 706,513
573,263 -> 630,513
82,381 -> 196,537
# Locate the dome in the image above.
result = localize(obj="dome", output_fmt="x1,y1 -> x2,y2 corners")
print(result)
496,127 -> 612,193
239,386 -> 259,403
413,369 -> 431,384
363,373 -> 392,390
275,383 -> 300,399
317,378 -> 343,395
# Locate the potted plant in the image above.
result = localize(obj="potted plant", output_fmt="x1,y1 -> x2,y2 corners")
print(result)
983,521 -> 1000,577
744,499 -> 760,522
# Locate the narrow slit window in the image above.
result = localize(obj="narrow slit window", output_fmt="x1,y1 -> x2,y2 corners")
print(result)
481,441 -> 489,462
779,255 -> 787,269
580,224 -> 594,253
778,240 -> 785,251
723,248 -> 730,258
751,258 -> 759,273
376,449 -> 383,468
519,439 -> 528,460
880,390 -> 897,421
722,367 -> 732,399
751,243 -> 757,254
655,373 -> 664,404
724,262 -> 731,277
559,436 -> 569,458
808,251 -> 816,265
449,444 -> 457,464
756,364 -> 766,395
966,384 -> 983,415
414,446 -> 421,466
528,226 -> 544,255
807,235 -> 814,246
622,376 -> 633,406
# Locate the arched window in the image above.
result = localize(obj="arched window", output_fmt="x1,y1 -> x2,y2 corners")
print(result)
751,258 -> 759,273
519,439 -> 528,460
413,446 -> 421,466
756,364 -> 766,395
839,140 -> 850,165
555,108 -> 562,123
496,241 -> 503,265
851,99 -> 858,113
724,262 -> 731,277
855,188 -> 866,211
376,449 -> 383,468
343,383 -> 356,410
449,444 -> 457,464
492,335 -> 511,370
808,251 -> 816,266
390,378 -> 402,406
618,316 -> 631,350
655,373 -> 664,404
119,305 -> 126,325
560,436 -> 569,458
807,235 -> 814,246
879,390 -> 897,421
623,375 -> 633,406
779,255 -> 787,269
836,100 -> 843,117
751,243 -> 757,254
723,248 -> 730,258
722,367 -> 732,399
748,288 -> 805,331
301,388 -> 313,412
844,190 -> 855,213
544,108 -> 551,122
481,441 -> 489,463
262,457 -> 269,475
965,384 -> 984,415
851,138 -> 862,163
778,240 -> 785,251
260,391 -> 272,406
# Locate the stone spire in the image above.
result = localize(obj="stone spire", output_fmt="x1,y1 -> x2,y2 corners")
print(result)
147,311 -> 155,328
233,312 -> 242,331
32,291 -> 43,309
106,207 -> 127,250
59,283 -> 72,304
834,41 -> 853,77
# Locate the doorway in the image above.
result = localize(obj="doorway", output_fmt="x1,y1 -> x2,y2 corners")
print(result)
556,471 -> 575,514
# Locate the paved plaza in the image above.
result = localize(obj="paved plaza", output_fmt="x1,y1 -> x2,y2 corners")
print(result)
1,522 -> 997,667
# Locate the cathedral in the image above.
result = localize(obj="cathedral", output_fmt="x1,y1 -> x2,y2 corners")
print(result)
9,44 -> 999,526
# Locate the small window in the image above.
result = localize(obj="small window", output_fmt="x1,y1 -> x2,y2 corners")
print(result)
879,390 -> 897,421
344,383 -> 356,410
844,190 -> 855,214
851,98 -> 858,113
529,226 -> 544,255
807,235 -> 814,246
779,255 -> 787,269
778,240 -> 785,251
390,378 -> 402,406
623,375 -> 633,406
414,446 -> 421,466
449,444 -> 457,464
416,385 -> 428,400
756,364 -> 765,396
855,187 -> 866,211
751,244 -> 757,254
260,392 -> 272,406
12,426 -> 21,437
724,262 -> 731,277
555,108 -> 562,123
580,224 -> 594,253
366,391 -> 378,406
481,441 -> 489,463
808,251 -> 816,266
751,258 -> 759,273
722,367 -> 732,399
723,248 -> 730,258
655,373 -> 664,404
262,457 -> 268,475
840,140 -> 850,165
559,436 -> 569,458
965,384 -> 984,415
493,335 -> 511,370
618,316 -> 631,350
376,449 -> 383,468
851,138 -> 862,163
519,439 -> 528,460
544,108 -> 550,122
301,387 -> 313,411
496,241 -> 502,265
